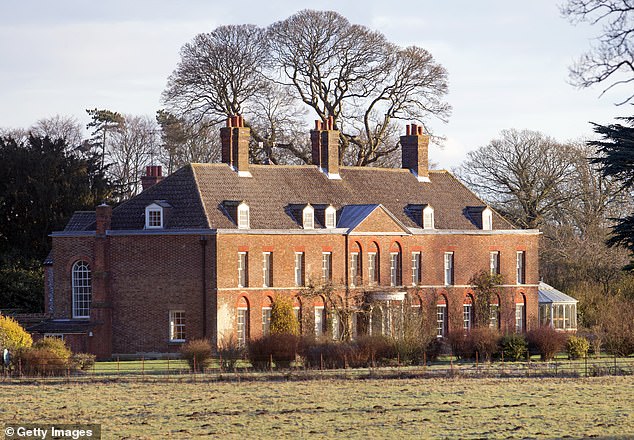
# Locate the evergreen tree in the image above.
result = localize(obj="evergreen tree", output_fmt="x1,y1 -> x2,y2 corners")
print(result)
591,116 -> 634,261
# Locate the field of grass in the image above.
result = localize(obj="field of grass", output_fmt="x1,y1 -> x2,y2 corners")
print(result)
0,375 -> 632,439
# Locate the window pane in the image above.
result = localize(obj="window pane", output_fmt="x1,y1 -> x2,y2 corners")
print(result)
72,261 -> 92,318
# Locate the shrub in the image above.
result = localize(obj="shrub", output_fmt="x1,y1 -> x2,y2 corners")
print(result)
446,331 -> 468,359
270,297 -> 300,336
424,338 -> 443,362
16,337 -> 71,376
247,333 -> 300,370
500,333 -> 528,361
467,328 -> 501,362
353,335 -> 391,367
218,335 -> 243,371
566,335 -> 590,360
180,339 -> 213,372
527,327 -> 567,361
0,314 -> 32,351
71,353 -> 96,371
390,337 -> 425,365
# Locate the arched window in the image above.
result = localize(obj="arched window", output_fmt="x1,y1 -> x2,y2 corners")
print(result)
368,242 -> 380,285
72,261 -> 92,319
237,297 -> 250,347
237,202 -> 250,229
262,296 -> 273,336
515,293 -> 526,333
303,204 -> 314,229
423,205 -> 435,229
314,296 -> 326,337
350,241 -> 362,287
389,242 -> 402,287
293,297 -> 303,333
490,294 -> 501,329
325,205 -> 337,228
437,295 -> 448,337
482,207 -> 493,230
463,294 -> 474,331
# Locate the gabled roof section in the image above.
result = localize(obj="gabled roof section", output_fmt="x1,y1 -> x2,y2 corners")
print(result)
538,282 -> 578,304
110,165 -> 209,230
339,204 -> 410,233
64,211 -> 96,231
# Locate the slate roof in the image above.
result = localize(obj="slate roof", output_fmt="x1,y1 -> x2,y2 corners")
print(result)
64,211 -> 96,231
27,319 -> 95,334
66,163 -> 516,231
538,282 -> 578,304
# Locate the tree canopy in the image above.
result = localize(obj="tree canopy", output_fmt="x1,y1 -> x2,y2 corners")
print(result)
562,0 -> 634,104
162,10 -> 450,167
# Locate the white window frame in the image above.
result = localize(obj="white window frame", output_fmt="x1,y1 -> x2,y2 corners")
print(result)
436,305 -> 446,338
237,306 -> 249,347
322,252 -> 332,283
145,203 -> 164,229
444,252 -> 454,286
368,252 -> 377,285
350,252 -> 359,287
294,252 -> 305,287
515,303 -> 525,333
489,304 -> 500,329
423,205 -> 435,229
314,306 -> 325,337
463,303 -> 472,331
490,251 -> 500,275
411,252 -> 421,286
390,252 -> 401,287
262,306 -> 272,336
238,252 -> 248,288
72,260 -> 91,319
262,252 -> 272,287
482,207 -> 493,230
303,205 -> 314,229
169,310 -> 186,342
325,205 -> 337,228
237,202 -> 250,229
516,251 -> 526,284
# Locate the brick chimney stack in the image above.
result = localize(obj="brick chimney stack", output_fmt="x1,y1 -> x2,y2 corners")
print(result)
310,116 -> 340,179
220,115 -> 251,177
141,165 -> 164,191
95,203 -> 112,236
401,123 -> 430,182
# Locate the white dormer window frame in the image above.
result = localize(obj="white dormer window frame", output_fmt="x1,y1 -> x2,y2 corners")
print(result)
237,202 -> 250,229
423,205 -> 435,229
482,207 -> 493,230
145,203 -> 164,229
325,205 -> 337,228
303,205 -> 314,229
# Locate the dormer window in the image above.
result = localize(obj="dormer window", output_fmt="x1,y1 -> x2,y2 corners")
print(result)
145,203 -> 164,229
238,202 -> 250,229
482,207 -> 493,230
423,205 -> 435,229
303,205 -> 314,229
325,205 -> 336,228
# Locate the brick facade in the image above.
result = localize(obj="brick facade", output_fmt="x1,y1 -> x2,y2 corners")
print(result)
41,117 -> 540,359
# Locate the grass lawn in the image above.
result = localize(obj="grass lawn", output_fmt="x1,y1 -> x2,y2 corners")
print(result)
0,375 -> 632,439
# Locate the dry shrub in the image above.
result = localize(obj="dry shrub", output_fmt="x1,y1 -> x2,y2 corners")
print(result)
16,337 -> 71,376
447,331 -> 468,359
218,335 -> 243,371
467,328 -> 501,361
527,326 -> 568,361
180,339 -> 213,372
71,353 -> 96,371
247,333 -> 299,370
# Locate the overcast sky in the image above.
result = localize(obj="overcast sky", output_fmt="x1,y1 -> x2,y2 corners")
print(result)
0,0 -> 626,168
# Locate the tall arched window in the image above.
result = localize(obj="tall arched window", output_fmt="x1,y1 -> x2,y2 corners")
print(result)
72,261 -> 92,319
237,297 -> 250,347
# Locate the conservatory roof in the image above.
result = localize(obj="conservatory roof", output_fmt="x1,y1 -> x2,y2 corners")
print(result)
538,282 -> 578,304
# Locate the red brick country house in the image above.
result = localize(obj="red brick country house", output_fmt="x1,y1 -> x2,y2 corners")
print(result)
32,116 -> 540,359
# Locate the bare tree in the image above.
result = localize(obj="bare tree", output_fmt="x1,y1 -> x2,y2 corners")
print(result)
108,115 -> 159,200
562,0 -> 634,104
162,25 -> 268,125
31,115 -> 84,148
456,129 -> 578,229
268,10 -> 450,166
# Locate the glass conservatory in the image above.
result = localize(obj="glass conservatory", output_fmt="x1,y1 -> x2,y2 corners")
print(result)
538,282 -> 578,332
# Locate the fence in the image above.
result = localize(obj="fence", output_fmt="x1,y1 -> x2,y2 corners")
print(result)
1,355 -> 633,384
